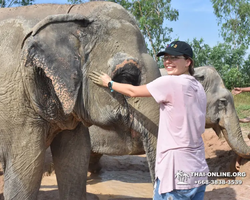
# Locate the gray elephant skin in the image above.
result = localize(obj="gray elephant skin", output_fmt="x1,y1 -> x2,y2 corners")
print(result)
194,66 -> 250,158
0,2 -> 160,200
89,66 -> 250,174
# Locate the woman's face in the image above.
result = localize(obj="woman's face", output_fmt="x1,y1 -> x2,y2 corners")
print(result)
163,54 -> 191,75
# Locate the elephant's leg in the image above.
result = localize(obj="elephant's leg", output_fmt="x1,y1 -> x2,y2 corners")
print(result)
88,152 -> 103,173
3,130 -> 45,200
50,123 -> 90,200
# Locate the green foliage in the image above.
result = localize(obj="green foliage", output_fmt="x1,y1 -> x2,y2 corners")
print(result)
221,65 -> 249,89
0,0 -> 33,7
209,43 -> 245,71
211,0 -> 250,48
190,38 -> 250,89
209,43 -> 249,89
208,1 -> 250,89
189,38 -> 211,67
242,54 -> 250,78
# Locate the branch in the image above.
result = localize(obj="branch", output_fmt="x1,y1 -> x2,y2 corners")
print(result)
155,5 -> 160,16
7,0 -> 16,7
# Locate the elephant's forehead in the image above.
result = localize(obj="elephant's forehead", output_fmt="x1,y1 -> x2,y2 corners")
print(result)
106,18 -> 122,29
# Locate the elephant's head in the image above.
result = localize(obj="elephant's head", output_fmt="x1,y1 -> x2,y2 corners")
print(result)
194,66 -> 250,158
20,4 -> 159,173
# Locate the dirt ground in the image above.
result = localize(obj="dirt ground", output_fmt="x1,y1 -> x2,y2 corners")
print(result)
1,128 -> 250,200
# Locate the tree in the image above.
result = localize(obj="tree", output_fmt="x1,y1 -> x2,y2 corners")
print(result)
67,0 -> 179,62
189,38 -> 249,89
210,0 -> 250,88
221,65 -> 249,89
0,0 -> 33,7
189,38 -> 211,68
211,0 -> 250,49
242,54 -> 250,80
209,43 -> 248,88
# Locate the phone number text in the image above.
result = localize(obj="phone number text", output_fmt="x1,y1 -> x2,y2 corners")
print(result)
195,179 -> 243,185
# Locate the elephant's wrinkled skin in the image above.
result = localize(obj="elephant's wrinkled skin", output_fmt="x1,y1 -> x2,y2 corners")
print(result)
89,66 -> 250,173
194,66 -> 250,158
0,2 -> 159,199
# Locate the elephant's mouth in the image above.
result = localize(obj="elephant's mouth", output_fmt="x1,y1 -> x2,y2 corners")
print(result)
212,124 -> 223,138
205,116 -> 223,138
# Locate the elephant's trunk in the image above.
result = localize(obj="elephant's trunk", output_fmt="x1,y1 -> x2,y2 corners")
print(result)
220,115 -> 250,159
128,97 -> 159,182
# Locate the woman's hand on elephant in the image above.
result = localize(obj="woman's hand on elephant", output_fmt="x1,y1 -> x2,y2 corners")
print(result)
232,88 -> 242,95
89,71 -> 112,87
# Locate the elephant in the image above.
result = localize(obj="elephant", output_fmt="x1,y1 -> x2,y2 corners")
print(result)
193,66 -> 250,158
88,66 -> 250,174
0,2 -> 159,200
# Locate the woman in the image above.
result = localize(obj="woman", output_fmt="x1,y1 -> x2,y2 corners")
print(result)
89,41 -> 209,200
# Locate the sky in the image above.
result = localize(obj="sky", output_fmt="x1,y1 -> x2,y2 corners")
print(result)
33,0 -> 223,47
168,0 -> 223,47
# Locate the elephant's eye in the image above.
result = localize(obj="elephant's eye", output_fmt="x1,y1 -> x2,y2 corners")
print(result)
112,63 -> 141,86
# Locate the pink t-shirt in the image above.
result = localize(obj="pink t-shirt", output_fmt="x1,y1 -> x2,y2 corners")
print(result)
146,74 -> 209,194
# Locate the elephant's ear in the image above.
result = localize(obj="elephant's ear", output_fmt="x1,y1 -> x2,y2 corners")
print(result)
22,14 -> 95,115
193,67 -> 208,91
37,61 -> 82,115
193,69 -> 205,82
23,42 -> 82,115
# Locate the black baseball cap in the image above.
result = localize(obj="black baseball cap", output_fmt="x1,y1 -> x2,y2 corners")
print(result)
157,41 -> 193,58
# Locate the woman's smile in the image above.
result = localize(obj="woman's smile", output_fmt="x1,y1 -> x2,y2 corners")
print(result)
165,65 -> 175,70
